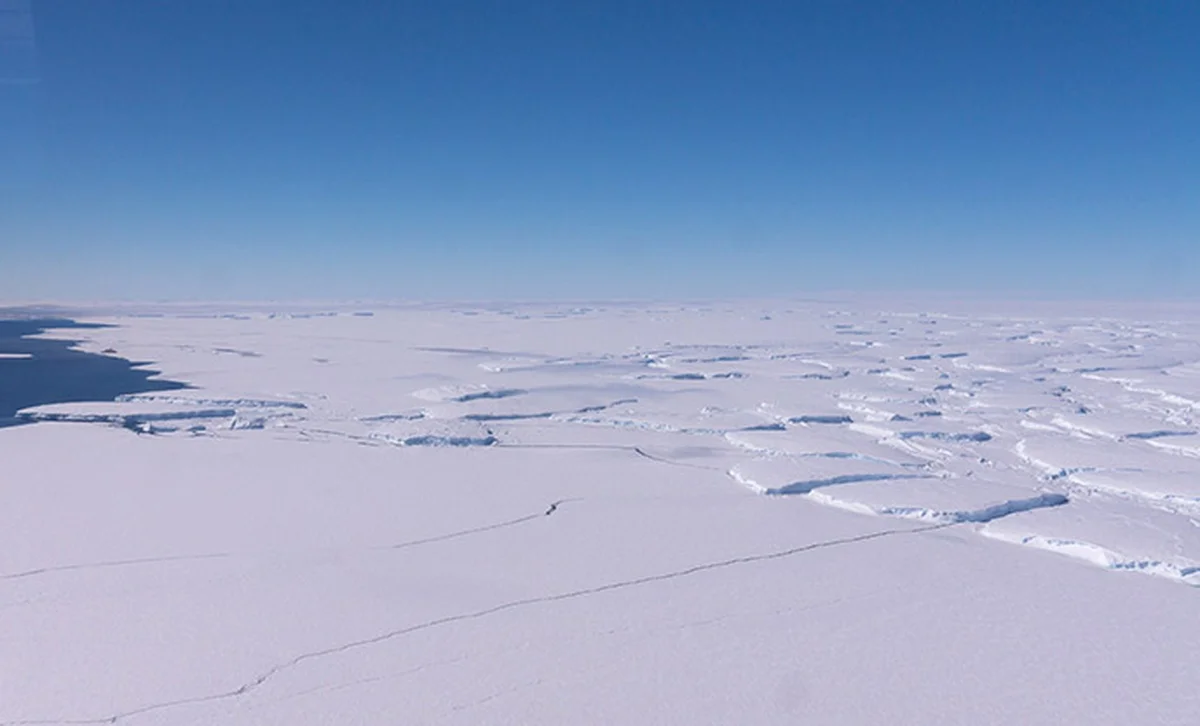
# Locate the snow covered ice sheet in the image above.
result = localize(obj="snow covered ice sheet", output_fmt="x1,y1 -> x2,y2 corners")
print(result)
2,300 -> 1199,725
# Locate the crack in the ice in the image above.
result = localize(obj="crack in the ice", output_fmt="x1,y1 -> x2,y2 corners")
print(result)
766,473 -> 932,496
631,446 -> 724,471
267,653 -> 473,706
1,522 -> 947,725
980,531 -> 1200,586
0,553 -> 231,582
3,505 -> 573,584
378,499 -> 573,552
810,491 -> 1071,524
496,442 -> 724,471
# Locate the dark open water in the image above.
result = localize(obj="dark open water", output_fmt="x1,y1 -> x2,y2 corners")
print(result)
0,318 -> 188,428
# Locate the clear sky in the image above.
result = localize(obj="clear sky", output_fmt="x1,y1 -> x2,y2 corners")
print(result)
1,0 -> 1197,301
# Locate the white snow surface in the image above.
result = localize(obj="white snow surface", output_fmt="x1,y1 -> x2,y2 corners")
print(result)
3,300 -> 1199,725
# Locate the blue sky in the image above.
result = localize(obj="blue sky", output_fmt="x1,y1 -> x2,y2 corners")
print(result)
1,0 -> 1197,300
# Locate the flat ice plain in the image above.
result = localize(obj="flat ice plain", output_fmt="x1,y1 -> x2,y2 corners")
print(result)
2,300 -> 1198,725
